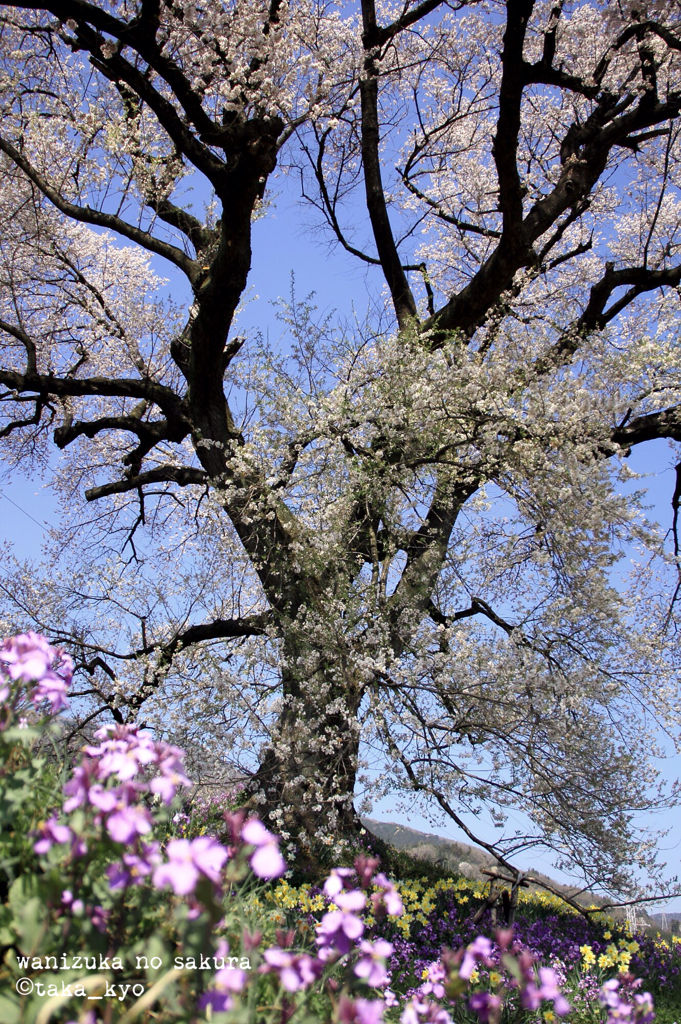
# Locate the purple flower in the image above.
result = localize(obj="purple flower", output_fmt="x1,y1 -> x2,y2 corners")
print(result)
107,843 -> 161,889
71,833 -> 88,858
459,936 -> 493,980
198,991 -> 232,1013
537,967 -> 570,1016
632,992 -> 655,1024
70,724 -> 191,818
31,675 -> 69,713
61,891 -> 84,914
33,816 -> 72,854
89,905 -> 109,933
519,965 -> 562,1013
354,939 -> 394,988
401,999 -> 453,1024
106,803 -> 153,844
213,966 -> 248,992
599,979 -> 654,1024
384,989 -> 399,1008
419,961 -> 446,1000
197,940 -> 248,1011
149,765 -> 190,804
371,873 -> 404,918
63,762 -> 97,812
262,948 -> 322,992
317,890 -> 366,959
335,889 -> 367,913
338,995 -> 385,1024
0,632 -> 72,685
241,818 -> 275,846
241,818 -> 286,879
0,632 -> 72,713
251,843 -> 286,879
87,784 -> 118,813
324,867 -> 356,897
87,725 -> 159,780
467,991 -> 503,1023
153,836 -> 229,895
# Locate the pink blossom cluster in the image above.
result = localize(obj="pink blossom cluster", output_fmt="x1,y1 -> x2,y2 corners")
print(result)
201,857 -> 402,1014
502,927 -> 570,1019
5,629 -> 288,903
599,978 -> 655,1024
62,723 -> 191,851
336,995 -> 387,1024
30,722 -> 196,895
30,704 -> 288,901
401,997 -> 454,1024
0,631 -> 73,714
140,815 -> 287,899
241,817 -> 287,880
3,636 -> 655,1024
403,931 -> 655,1024
33,815 -> 87,859
404,930 -> 570,1024
152,835 -> 229,895
197,938 -> 257,1013
314,860 -> 404,963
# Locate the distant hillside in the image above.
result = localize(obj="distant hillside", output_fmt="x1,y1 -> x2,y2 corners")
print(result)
650,911 -> 681,929
362,819 -> 494,876
361,818 -> 650,920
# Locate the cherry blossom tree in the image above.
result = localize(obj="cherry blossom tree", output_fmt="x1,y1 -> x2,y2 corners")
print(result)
1,0 -> 681,895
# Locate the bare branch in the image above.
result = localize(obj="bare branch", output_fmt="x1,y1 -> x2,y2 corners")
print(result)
360,0 -> 419,329
53,412 -> 188,455
84,465 -> 208,501
534,263 -> 681,374
611,405 -> 681,448
0,134 -> 199,280
124,610 -> 273,712
0,317 -> 37,374
582,892 -> 681,915
426,74 -> 681,341
0,366 -> 187,422
493,1 -> 534,238
376,0 -> 454,45
151,611 -> 272,657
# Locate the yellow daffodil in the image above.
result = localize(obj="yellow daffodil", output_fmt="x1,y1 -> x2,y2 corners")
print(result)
580,945 -> 596,966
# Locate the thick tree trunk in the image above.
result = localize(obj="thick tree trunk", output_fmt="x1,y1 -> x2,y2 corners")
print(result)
248,631 -> 364,841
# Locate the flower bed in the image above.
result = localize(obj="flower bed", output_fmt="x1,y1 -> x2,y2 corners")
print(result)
0,632 -> 676,1024
265,875 -> 681,1021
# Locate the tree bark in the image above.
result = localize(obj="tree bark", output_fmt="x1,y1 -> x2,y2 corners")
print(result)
249,629 -> 364,840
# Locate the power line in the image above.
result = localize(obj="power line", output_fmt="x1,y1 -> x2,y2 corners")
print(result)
0,489 -> 48,531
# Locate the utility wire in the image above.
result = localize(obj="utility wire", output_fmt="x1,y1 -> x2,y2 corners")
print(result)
0,489 -> 48,530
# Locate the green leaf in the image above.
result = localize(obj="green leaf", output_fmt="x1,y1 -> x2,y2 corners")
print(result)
1,726 -> 43,745
0,902 -> 16,945
131,932 -> 169,980
0,992 -> 22,1024
8,872 -> 40,912
15,896 -> 46,956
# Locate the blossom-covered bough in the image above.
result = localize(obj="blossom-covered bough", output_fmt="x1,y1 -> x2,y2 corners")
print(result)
1,0 -> 681,898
